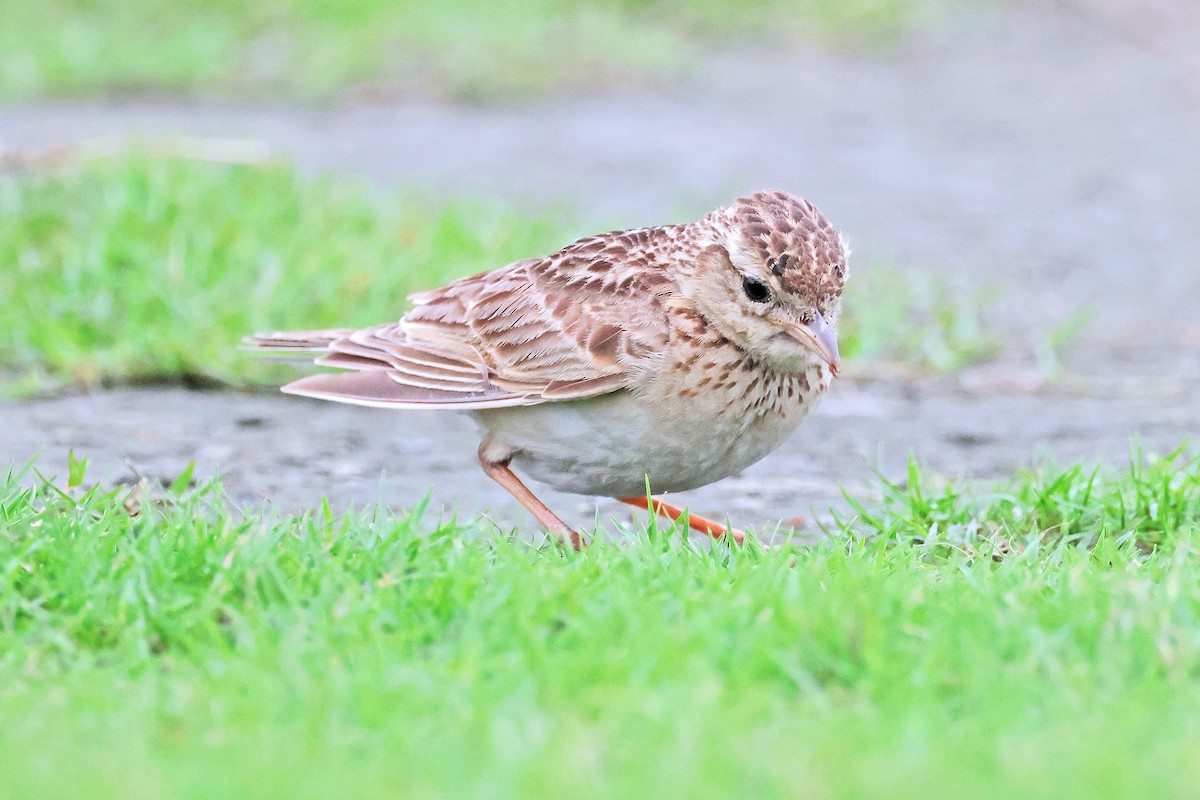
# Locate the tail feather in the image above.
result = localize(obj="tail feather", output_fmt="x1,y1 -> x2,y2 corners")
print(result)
241,329 -> 353,353
244,325 -> 565,410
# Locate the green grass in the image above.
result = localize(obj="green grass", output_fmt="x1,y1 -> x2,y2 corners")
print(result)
0,0 -> 951,102
2,446 -> 1199,799
0,157 -> 575,393
0,155 -> 994,395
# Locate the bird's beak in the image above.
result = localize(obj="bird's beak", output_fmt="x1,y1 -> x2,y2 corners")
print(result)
785,313 -> 841,377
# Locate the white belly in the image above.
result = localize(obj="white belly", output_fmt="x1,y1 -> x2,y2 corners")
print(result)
472,380 -> 821,498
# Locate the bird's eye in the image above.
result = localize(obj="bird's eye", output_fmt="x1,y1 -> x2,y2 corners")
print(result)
742,277 -> 771,303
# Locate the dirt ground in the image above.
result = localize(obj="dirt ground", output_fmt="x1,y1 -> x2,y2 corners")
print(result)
2,3 -> 1198,534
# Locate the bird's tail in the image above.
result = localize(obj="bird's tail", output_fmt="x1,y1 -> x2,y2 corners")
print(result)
240,328 -> 353,354
241,328 -> 356,363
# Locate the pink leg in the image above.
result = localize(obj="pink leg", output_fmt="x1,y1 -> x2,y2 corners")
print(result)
479,449 -> 587,550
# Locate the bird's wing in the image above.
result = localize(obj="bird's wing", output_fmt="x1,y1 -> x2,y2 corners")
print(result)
245,227 -> 684,410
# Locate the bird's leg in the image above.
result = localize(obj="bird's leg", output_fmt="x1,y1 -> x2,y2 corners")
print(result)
478,448 -> 587,550
619,496 -> 745,546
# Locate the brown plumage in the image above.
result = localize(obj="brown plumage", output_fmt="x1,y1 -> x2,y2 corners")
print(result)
246,189 -> 849,547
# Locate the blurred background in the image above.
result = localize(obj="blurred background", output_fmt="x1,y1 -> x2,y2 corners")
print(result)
1,0 -> 1197,531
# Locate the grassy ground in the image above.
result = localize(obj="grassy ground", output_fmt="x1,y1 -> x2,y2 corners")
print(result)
0,156 -> 574,393
0,0 -> 950,102
2,446 -> 1198,799
0,155 -> 993,395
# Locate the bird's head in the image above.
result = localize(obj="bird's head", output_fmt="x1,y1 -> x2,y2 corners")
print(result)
691,189 -> 849,376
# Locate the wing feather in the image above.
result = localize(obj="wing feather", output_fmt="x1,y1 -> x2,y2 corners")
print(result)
247,226 -> 690,409
282,372 -> 537,410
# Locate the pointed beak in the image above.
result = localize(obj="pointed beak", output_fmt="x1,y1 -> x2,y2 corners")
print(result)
785,313 -> 841,377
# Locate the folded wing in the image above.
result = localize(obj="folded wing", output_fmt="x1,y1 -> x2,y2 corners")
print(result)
244,236 -> 677,410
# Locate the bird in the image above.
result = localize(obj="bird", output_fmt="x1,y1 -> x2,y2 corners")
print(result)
244,189 -> 848,549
